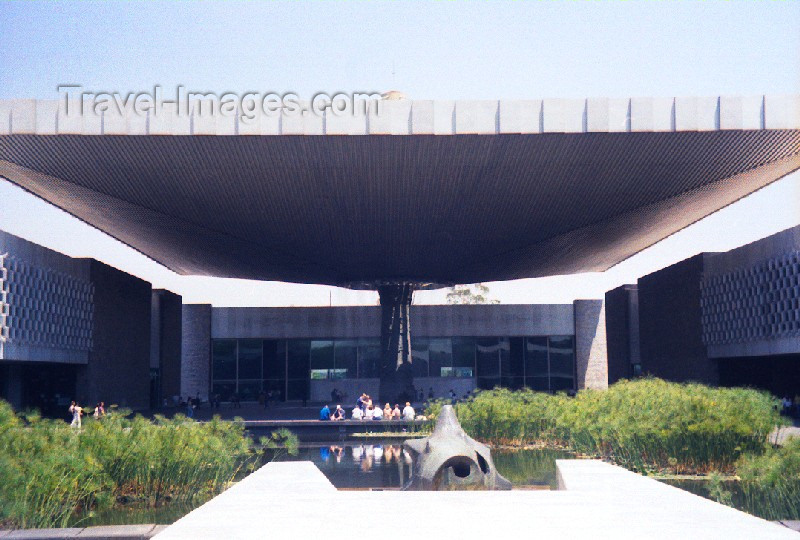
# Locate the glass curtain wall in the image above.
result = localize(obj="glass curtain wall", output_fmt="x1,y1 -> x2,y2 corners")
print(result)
211,335 -> 576,401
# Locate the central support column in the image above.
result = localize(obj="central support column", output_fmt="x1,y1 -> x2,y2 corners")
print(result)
377,281 -> 416,404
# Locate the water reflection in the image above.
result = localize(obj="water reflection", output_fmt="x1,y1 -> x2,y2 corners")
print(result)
274,442 -> 417,489
272,442 -> 571,490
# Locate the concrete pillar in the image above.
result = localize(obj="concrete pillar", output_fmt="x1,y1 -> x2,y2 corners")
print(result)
377,282 -> 415,404
574,299 -> 609,390
181,304 -> 211,401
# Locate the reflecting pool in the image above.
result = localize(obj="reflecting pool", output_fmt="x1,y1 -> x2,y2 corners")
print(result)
268,441 -> 575,490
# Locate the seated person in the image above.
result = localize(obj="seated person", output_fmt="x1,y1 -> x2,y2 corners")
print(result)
331,404 -> 345,421
392,404 -> 402,419
352,406 -> 364,420
402,402 -> 415,421
383,403 -> 392,418
372,406 -> 383,421
319,404 -> 331,420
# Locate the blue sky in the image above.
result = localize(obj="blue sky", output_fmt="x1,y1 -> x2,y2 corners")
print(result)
1,1 -> 799,305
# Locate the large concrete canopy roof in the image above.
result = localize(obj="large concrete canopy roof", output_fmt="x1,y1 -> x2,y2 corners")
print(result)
0,96 -> 798,288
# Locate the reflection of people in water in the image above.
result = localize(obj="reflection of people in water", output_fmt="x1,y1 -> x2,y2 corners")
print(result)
351,445 -> 364,461
361,445 -> 373,472
330,445 -> 343,463
320,446 -> 330,462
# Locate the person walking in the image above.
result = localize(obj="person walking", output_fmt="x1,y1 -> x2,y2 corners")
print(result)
93,401 -> 105,418
69,401 -> 82,428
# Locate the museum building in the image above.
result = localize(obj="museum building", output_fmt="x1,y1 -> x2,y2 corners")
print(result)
0,94 -> 798,409
1,224 -> 798,412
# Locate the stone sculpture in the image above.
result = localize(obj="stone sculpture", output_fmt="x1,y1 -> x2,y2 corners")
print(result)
403,405 -> 512,490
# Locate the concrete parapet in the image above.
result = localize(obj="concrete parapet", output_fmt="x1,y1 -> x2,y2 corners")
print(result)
2,95 -> 797,136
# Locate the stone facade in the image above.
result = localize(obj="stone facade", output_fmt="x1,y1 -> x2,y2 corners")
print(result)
0,229 -> 179,413
181,304 -> 211,401
604,285 -> 640,384
701,225 -> 800,358
638,254 -> 717,384
211,304 -> 575,339
0,231 -> 93,364
156,290 -> 183,403
77,260 -> 152,410
573,300 -> 608,389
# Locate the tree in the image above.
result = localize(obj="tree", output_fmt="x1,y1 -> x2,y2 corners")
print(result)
445,283 -> 500,305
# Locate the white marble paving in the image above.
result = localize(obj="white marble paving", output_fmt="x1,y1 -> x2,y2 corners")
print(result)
153,459 -> 798,540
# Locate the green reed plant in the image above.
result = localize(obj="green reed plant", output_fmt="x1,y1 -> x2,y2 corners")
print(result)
0,400 -> 257,529
736,437 -> 800,520
559,378 -> 783,473
425,378 -> 784,474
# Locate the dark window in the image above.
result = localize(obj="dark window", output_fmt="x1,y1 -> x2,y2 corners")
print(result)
263,378 -> 285,401
334,340 -> 358,379
525,337 -> 549,391
287,340 -> 310,379
476,338 -> 501,377
548,335 -> 575,391
287,339 -> 310,401
429,338 -> 453,377
212,340 -> 236,380
357,338 -> 381,378
238,380 -> 262,401
287,378 -> 309,401
238,339 -> 262,380
451,337 -> 474,377
263,340 -> 285,379
212,381 -> 235,401
310,340 -> 335,379
411,337 -> 430,377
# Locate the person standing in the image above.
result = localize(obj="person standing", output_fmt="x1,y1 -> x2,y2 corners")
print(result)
93,402 -> 105,418
69,401 -> 82,428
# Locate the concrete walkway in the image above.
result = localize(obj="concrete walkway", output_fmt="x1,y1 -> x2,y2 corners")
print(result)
0,524 -> 166,539
153,460 -> 798,540
770,426 -> 800,446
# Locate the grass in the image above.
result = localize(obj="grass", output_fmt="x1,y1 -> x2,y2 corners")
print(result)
0,400 -> 296,529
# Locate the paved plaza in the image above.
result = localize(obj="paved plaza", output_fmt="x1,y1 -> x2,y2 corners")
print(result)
153,460 -> 799,540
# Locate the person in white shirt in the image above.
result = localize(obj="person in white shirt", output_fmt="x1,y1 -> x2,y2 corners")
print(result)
402,402 -> 415,421
352,406 -> 364,420
372,406 -> 383,420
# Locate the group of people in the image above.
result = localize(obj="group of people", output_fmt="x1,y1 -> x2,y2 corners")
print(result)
781,395 -> 800,419
68,400 -> 105,428
320,393 -> 416,421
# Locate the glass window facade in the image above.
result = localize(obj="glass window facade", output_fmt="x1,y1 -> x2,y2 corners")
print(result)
211,335 -> 575,401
